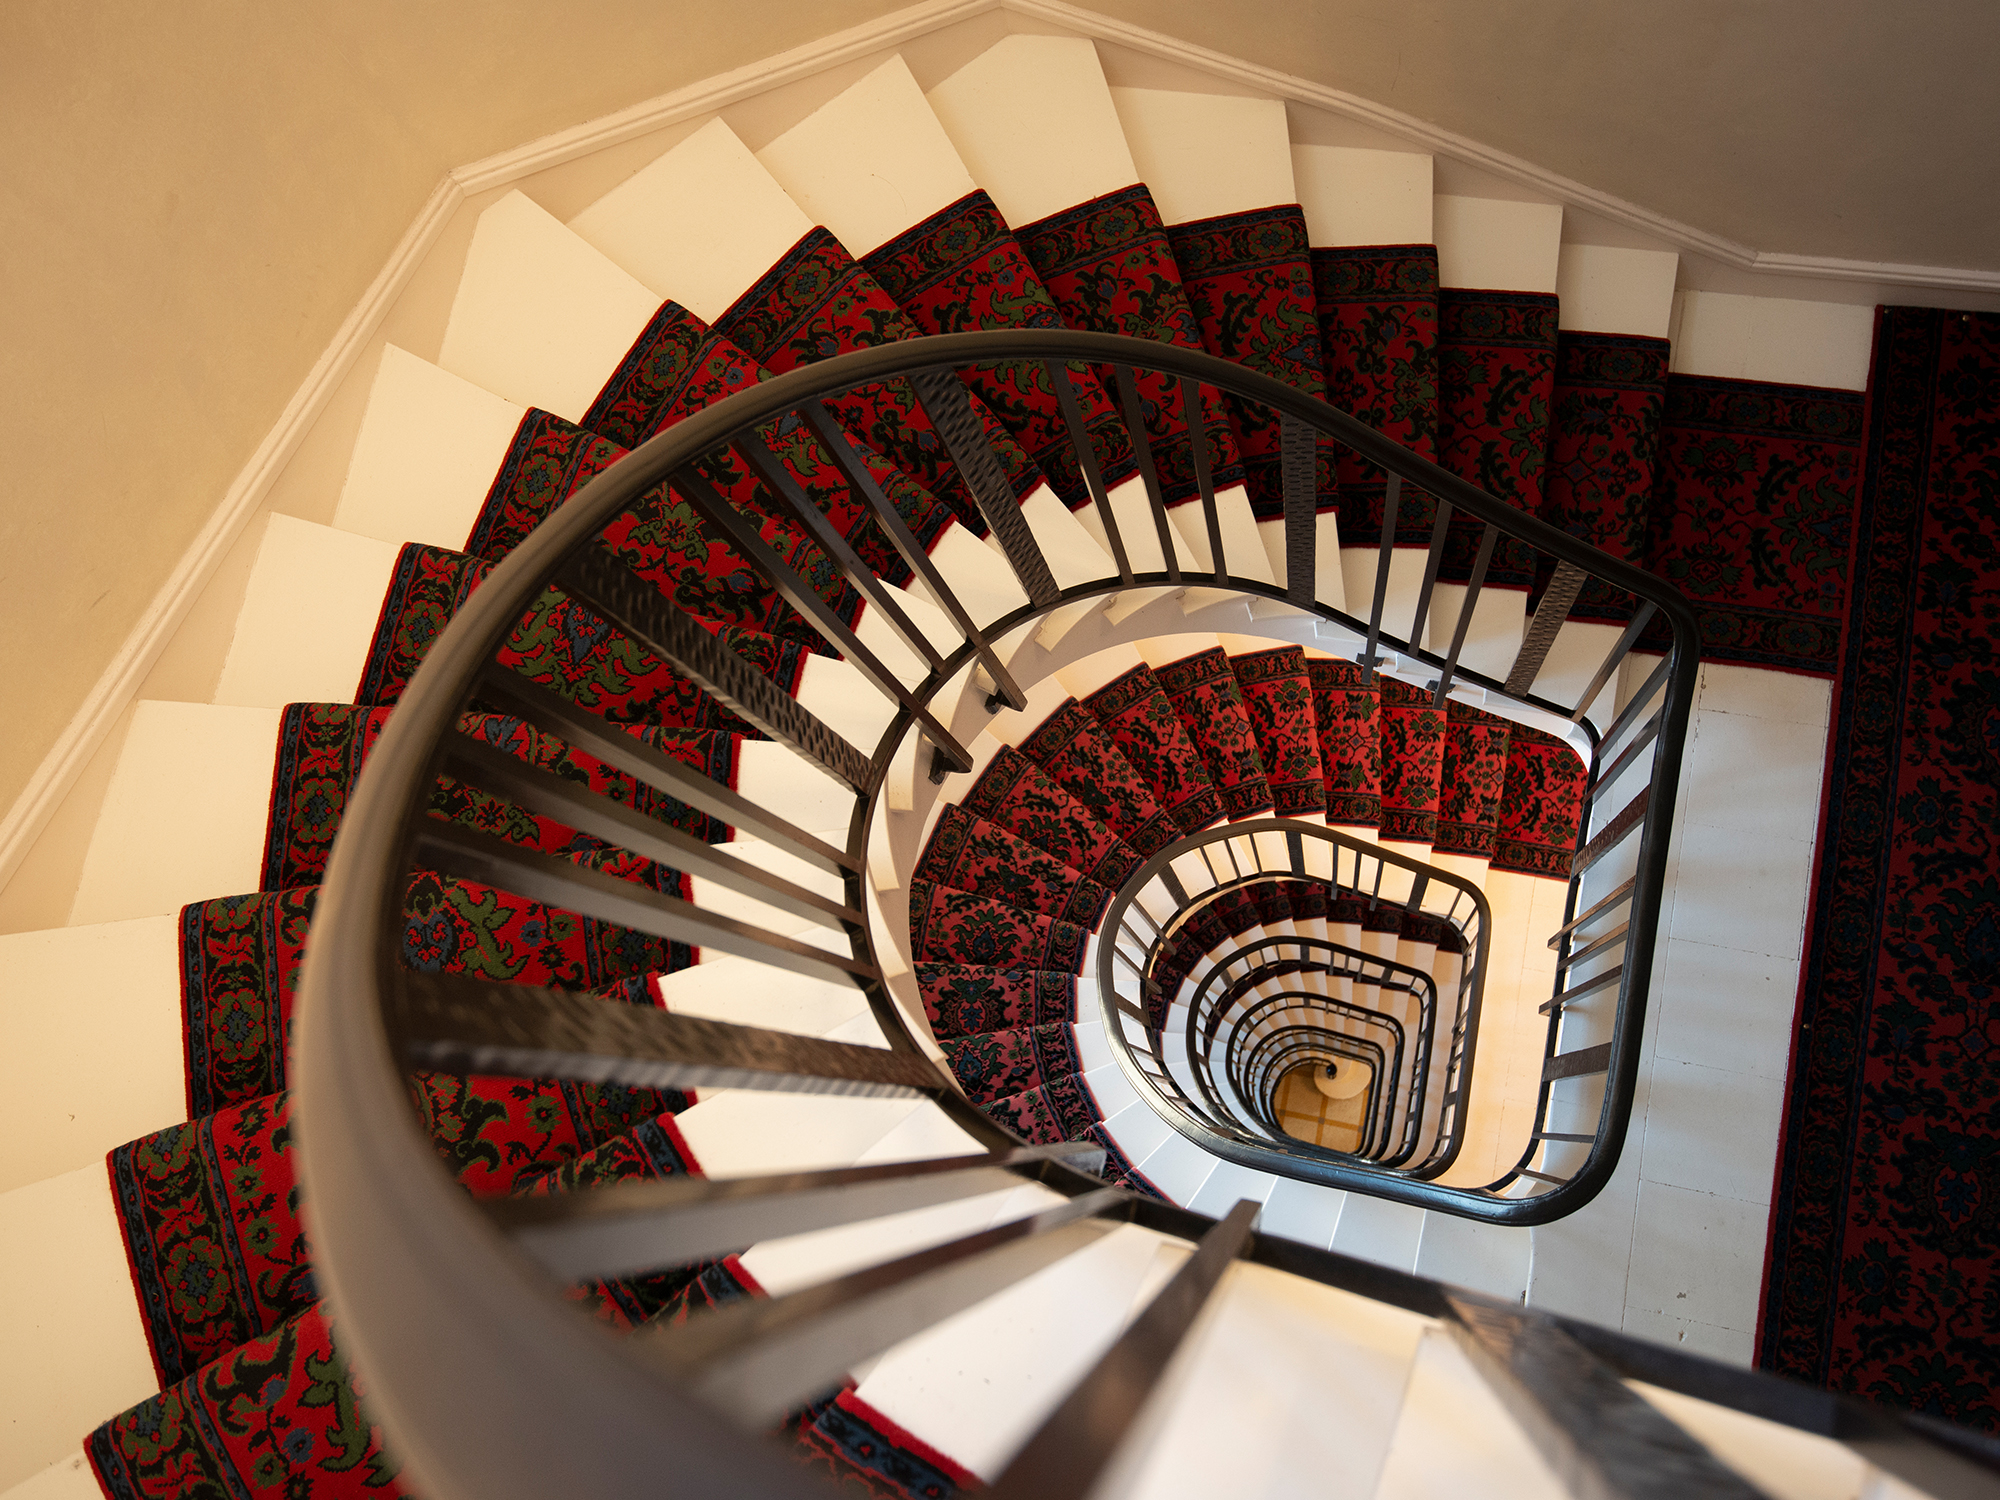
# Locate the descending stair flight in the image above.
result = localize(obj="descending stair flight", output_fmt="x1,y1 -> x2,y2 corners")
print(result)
24,29 -> 1942,1500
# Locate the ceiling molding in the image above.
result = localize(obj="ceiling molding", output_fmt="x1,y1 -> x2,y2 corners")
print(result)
1009,0 -> 2000,296
451,0 -> 994,195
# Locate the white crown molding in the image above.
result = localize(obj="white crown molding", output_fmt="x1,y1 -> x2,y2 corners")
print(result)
1007,0 -> 2000,296
7,0 -> 1993,902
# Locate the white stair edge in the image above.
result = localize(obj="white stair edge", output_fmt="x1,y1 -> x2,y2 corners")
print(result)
754,55 -> 975,260
437,190 -> 660,423
0,916 -> 184,1197
1107,87 -> 1295,227
1292,145 -> 1433,247
925,35 -> 1139,231
0,1166 -> 158,1492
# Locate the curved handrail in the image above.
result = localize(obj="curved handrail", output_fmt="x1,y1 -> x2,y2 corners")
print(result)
294,327 -> 1700,1498
1222,979 -> 1420,1160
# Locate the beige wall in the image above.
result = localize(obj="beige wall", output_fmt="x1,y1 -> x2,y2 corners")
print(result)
0,0 -> 911,824
3,0 -> 1994,828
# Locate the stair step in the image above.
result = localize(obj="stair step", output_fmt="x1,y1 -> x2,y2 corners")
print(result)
1292,144 -> 1434,246
1412,1212 -> 1532,1302
1259,1175 -> 1347,1250
737,738 -> 855,832
1007,486 -> 1119,587
1673,290 -> 1876,390
1329,1191 -> 1426,1272
671,1089 -> 929,1180
70,702 -> 282,927
0,917 -> 182,1196
1132,1128 -> 1217,1205
1374,1327 -> 1564,1497
1556,243 -> 1679,339
1184,1159 -> 1279,1220
755,55 -> 974,261
1426,581 -> 1530,684
438,189 -> 660,421
212,514 -> 400,708
925,35 -> 1137,231
331,344 -> 525,550
4,1453 -> 100,1499
664,956 -> 868,1040
0,1166 -> 158,1489
1105,1257 -> 1431,1499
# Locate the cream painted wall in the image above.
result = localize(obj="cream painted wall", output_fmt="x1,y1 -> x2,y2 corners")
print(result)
0,0 -> 913,825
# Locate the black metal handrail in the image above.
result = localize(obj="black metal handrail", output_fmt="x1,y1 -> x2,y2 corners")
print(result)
1225,978 -> 1419,1161
292,328 -> 1716,1497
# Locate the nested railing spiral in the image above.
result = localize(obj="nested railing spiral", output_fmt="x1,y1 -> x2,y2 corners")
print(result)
294,328 -> 1712,1497
1096,819 -> 1484,1194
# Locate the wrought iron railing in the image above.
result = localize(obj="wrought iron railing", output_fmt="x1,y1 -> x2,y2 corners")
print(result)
1095,820 -> 1485,1190
288,328 -> 1790,1497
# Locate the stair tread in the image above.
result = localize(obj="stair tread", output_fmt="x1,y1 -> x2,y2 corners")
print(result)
439,189 -> 660,421
569,116 -> 812,324
755,54 -> 974,261
1108,86 -> 1295,227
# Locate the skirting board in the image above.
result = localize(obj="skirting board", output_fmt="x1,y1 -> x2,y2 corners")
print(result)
5,0 -> 1993,900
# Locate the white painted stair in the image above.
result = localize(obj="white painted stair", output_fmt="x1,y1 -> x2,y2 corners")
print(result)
0,19 -> 1887,1499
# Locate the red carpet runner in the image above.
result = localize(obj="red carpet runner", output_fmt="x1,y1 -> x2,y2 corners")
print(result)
1761,307 -> 2000,1428
1640,374 -> 1866,676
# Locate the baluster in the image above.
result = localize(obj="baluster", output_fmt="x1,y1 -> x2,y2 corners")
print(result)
489,1144 -> 1103,1281
1504,559 -> 1590,696
1282,411 -> 1316,604
1409,497 -> 1453,648
731,427 -> 945,675
1570,602 -> 1658,724
668,466 -> 975,776
908,368 -> 1060,607
1360,473 -> 1401,682
638,1189 -> 1126,1428
799,400 -> 1028,711
555,545 -> 875,792
1181,375 -> 1226,582
1112,364 -> 1183,582
475,664 -> 855,878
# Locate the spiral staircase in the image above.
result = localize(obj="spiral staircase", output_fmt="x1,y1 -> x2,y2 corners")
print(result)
3,25 -> 1987,1500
